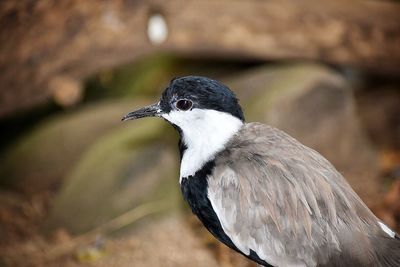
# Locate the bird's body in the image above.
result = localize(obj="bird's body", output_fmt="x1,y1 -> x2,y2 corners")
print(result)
181,122 -> 400,266
122,76 -> 400,267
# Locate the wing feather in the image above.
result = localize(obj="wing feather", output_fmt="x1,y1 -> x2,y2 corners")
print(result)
207,123 -> 380,267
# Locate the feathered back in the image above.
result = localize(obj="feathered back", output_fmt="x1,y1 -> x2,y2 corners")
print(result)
207,123 -> 400,266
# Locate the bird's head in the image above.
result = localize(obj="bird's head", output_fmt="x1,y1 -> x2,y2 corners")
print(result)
122,76 -> 245,142
123,76 -> 244,178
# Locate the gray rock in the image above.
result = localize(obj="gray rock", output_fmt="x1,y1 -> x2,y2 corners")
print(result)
0,99 -> 152,194
227,63 -> 380,205
43,119 -> 179,234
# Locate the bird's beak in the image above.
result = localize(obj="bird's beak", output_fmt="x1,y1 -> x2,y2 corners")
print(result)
121,102 -> 162,121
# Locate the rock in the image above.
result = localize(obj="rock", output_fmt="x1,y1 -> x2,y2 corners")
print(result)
372,179 -> 400,232
0,99 -> 151,194
43,119 -> 179,234
356,86 -> 400,150
227,63 -> 380,205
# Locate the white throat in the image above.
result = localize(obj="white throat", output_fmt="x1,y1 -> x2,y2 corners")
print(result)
162,109 -> 243,181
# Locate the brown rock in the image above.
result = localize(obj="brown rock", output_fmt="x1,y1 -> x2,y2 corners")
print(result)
356,86 -> 400,150
2,0 -> 399,117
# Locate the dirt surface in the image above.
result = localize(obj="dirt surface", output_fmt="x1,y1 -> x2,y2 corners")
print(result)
0,201 -> 221,267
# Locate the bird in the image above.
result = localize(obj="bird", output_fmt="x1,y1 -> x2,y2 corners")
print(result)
122,76 -> 400,267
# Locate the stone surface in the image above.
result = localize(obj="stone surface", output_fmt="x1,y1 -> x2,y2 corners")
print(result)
0,99 -> 151,194
43,118 -> 179,234
2,0 -> 399,118
356,86 -> 400,150
227,63 -> 381,205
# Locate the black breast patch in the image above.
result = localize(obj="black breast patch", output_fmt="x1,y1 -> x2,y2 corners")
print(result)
180,160 -> 272,267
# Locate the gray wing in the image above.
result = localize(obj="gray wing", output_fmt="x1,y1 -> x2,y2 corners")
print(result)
207,123 -> 383,267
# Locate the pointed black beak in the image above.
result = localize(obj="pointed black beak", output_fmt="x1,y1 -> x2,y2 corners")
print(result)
121,102 -> 162,121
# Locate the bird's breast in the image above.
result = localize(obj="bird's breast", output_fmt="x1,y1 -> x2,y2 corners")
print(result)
179,160 -> 272,267
180,160 -> 238,249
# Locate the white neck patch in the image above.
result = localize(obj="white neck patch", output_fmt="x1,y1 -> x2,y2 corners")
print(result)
162,109 -> 243,181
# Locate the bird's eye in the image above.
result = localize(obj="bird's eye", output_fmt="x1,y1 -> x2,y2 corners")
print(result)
176,99 -> 192,111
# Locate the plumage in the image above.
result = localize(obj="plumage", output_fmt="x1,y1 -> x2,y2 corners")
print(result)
122,76 -> 400,267
208,122 -> 400,266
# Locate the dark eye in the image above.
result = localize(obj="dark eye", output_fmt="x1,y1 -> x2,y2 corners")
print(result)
176,99 -> 192,111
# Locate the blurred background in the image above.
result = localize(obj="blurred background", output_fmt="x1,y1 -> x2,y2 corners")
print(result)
0,1 -> 399,266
